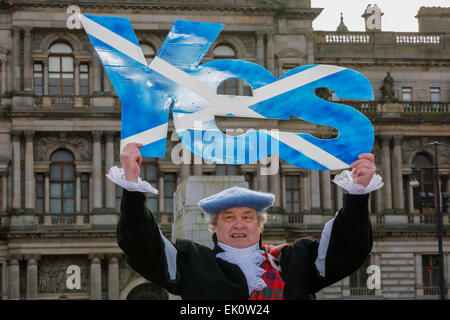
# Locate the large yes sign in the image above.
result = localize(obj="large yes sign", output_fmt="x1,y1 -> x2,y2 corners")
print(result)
80,15 -> 374,170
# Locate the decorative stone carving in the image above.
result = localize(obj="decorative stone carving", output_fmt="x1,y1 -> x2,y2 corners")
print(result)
34,134 -> 91,161
38,255 -> 89,294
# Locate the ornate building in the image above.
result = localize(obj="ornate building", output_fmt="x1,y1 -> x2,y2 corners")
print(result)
0,1 -> 448,299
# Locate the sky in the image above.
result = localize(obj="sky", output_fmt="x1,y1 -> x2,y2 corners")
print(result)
311,0 -> 450,32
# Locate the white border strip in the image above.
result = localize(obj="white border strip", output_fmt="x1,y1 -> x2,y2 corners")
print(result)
79,14 -> 147,67
120,122 -> 168,152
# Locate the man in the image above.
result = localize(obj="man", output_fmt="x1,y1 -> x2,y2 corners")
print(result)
107,143 -> 383,300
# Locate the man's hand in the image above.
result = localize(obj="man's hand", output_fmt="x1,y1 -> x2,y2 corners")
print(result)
350,153 -> 376,188
120,143 -> 143,182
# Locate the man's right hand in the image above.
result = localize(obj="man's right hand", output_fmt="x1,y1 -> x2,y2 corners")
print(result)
120,143 -> 143,182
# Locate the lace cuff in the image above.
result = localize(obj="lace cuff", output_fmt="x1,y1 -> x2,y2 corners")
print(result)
105,166 -> 159,194
333,170 -> 383,195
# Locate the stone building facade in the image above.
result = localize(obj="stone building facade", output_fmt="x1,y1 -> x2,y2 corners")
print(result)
0,1 -> 448,299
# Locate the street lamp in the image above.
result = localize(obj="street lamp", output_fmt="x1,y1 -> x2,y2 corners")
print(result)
409,141 -> 448,300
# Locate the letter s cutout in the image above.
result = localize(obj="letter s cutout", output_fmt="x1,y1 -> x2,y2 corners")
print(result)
80,15 -> 374,170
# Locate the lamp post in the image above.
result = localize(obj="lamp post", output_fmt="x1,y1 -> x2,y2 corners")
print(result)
410,141 -> 448,300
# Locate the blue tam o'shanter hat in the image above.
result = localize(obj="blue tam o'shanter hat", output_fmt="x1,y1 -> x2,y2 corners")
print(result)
198,186 -> 275,214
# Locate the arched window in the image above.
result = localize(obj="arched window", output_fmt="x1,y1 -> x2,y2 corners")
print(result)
49,42 -> 74,96
50,149 -> 75,213
141,43 -> 155,65
213,44 -> 252,96
412,153 -> 434,212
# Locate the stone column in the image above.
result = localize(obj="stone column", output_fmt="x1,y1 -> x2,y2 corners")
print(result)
89,256 -> 102,300
92,55 -> 101,93
265,32 -> 275,73
320,170 -> 332,213
104,69 -> 112,93
44,172 -> 50,213
2,173 -> 7,213
193,154 -> 203,176
281,173 -> 286,210
179,144 -> 190,181
310,170 -> 321,213
407,177 -> 415,214
26,256 -> 38,300
256,31 -> 264,67
302,172 -> 311,213
392,136 -> 404,211
306,33 -> 315,64
89,173 -> 93,212
43,60 -> 49,95
23,27 -> 32,93
108,256 -> 119,300
11,131 -> 21,211
92,131 -> 103,211
375,188 -> 384,214
24,131 -> 35,212
1,59 -> 7,95
12,27 -> 20,92
269,155 -> 281,209
158,175 -> 164,212
76,172 -> 82,213
105,132 -> 115,211
8,257 -> 20,300
74,58 -> 80,96
257,162 -> 269,192
380,136 -> 392,211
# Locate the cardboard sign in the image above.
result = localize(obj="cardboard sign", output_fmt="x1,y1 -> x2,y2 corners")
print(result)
80,14 -> 374,170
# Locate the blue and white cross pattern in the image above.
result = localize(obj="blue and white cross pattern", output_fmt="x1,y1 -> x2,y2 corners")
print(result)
79,14 -> 375,170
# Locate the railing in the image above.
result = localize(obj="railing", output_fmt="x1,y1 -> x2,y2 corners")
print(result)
340,100 -> 378,114
402,102 -> 449,113
395,33 -> 441,45
423,287 -> 440,296
317,31 -> 442,46
288,214 -> 303,224
38,213 -> 91,227
350,287 -> 376,296
324,33 -> 370,44
33,95 -> 91,108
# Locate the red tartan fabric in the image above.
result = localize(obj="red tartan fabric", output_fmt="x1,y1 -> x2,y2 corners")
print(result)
248,244 -> 288,300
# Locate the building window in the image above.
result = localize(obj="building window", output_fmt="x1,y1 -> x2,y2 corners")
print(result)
216,165 -> 240,176
140,160 -> 159,212
33,62 -> 44,95
401,87 -> 412,101
81,173 -> 89,212
48,42 -> 74,96
164,173 -> 177,213
141,43 -> 155,65
36,173 -> 45,214
412,153 -> 435,213
281,63 -> 299,76
285,175 -> 301,214
422,254 -> 439,295
350,255 -> 374,296
79,63 -> 89,96
212,44 -> 252,97
49,149 -> 75,213
430,87 -> 440,102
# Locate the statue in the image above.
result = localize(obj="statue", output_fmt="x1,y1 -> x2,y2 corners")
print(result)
380,72 -> 395,101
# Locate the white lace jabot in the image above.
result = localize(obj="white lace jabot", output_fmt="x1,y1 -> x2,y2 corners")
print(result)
216,242 -> 267,295
106,165 -> 159,194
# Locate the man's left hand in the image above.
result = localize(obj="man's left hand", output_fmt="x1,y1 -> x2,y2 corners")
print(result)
350,153 -> 376,188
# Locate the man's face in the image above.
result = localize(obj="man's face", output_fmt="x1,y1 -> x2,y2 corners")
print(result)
212,207 -> 260,248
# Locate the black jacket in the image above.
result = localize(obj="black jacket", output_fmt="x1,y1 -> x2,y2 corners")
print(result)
117,190 -> 372,300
